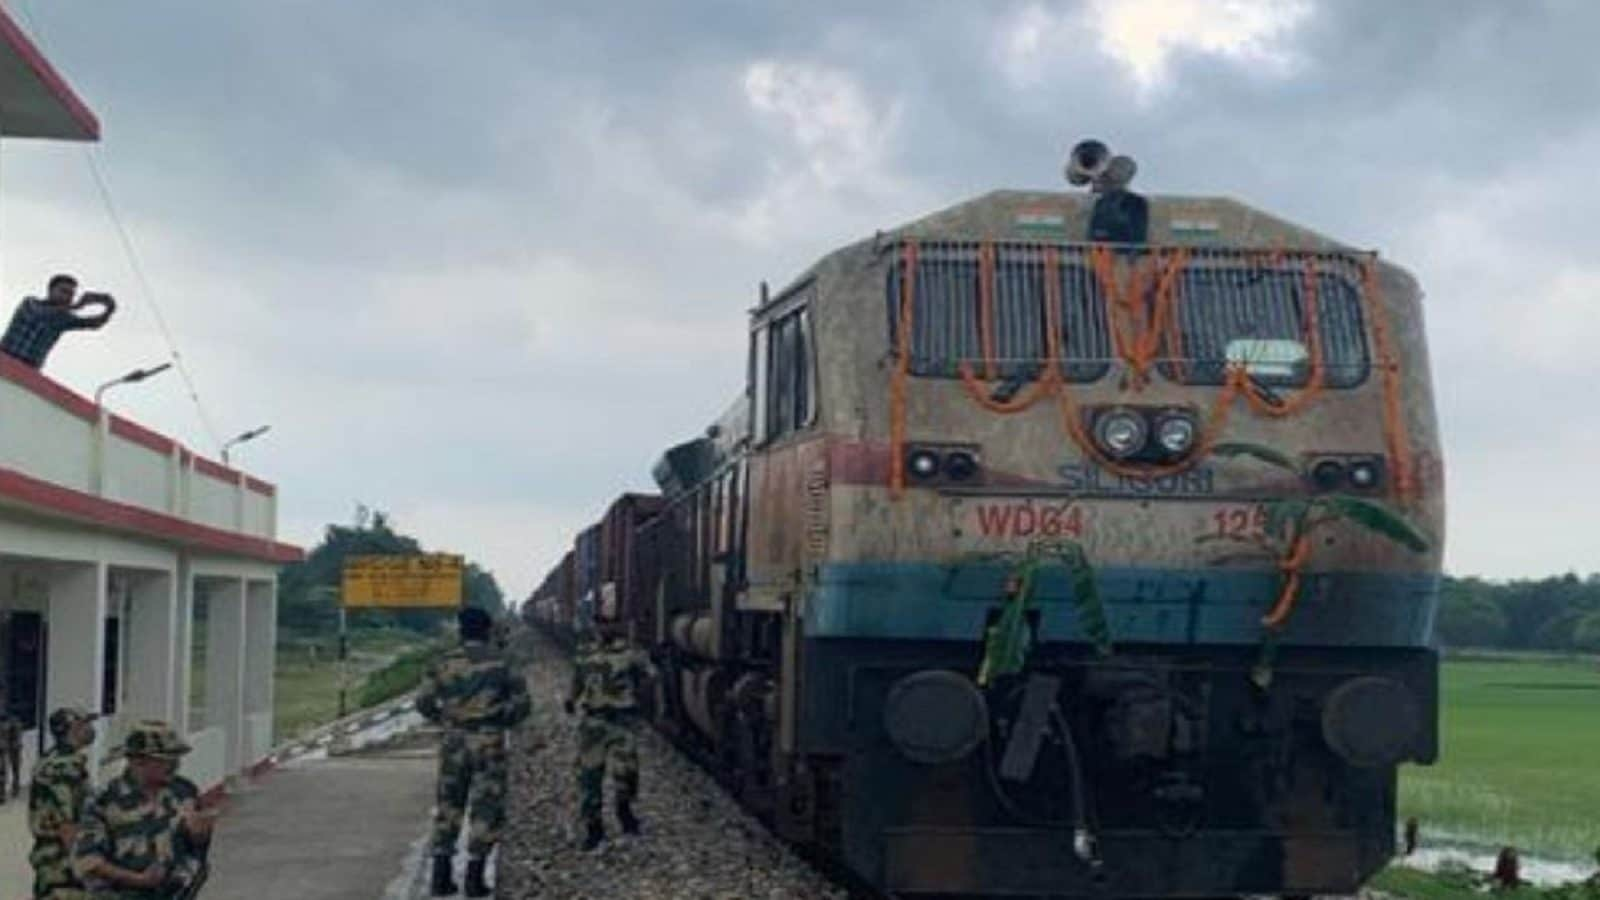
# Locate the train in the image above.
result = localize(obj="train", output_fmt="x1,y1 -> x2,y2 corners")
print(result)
525,140 -> 1444,898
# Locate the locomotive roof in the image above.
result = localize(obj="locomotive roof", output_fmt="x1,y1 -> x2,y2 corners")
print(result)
764,189 -> 1380,309
886,189 -> 1354,252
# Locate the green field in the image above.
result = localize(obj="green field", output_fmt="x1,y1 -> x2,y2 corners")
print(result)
274,628 -> 439,739
188,627 -> 439,741
1399,655 -> 1600,860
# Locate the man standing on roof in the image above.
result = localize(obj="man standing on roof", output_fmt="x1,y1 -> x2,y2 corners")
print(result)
73,719 -> 214,898
1,274 -> 116,369
418,607 -> 532,897
29,706 -> 97,900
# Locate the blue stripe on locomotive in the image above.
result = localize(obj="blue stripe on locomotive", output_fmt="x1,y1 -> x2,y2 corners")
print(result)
804,562 -> 1438,647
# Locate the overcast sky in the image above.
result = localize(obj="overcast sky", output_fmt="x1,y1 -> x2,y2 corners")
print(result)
4,0 -> 1594,598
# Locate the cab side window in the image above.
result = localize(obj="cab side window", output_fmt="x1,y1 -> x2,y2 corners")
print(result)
754,304 -> 815,445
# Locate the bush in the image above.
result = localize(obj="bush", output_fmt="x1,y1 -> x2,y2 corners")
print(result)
355,644 -> 443,709
1573,612 -> 1600,654
1436,590 -> 1509,648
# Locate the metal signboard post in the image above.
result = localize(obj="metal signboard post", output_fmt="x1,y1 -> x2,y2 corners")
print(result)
337,554 -> 464,716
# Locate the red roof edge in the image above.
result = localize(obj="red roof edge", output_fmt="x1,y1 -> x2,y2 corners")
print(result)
0,5 -> 101,141
109,414 -> 176,455
192,455 -> 234,482
0,465 -> 303,563
0,352 -> 96,420
0,355 -> 279,498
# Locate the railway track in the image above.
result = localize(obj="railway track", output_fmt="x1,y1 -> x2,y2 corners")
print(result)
494,628 -> 855,899
507,629 -> 1389,900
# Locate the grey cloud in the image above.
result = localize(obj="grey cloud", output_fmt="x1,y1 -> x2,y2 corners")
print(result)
7,0 -> 1597,591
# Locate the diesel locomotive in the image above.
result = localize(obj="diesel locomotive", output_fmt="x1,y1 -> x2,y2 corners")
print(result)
527,141 -> 1444,898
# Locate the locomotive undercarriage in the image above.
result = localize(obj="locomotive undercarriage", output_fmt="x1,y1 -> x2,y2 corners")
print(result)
655,625 -> 1436,899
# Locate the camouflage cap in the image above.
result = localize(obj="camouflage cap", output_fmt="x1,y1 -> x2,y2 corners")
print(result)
48,706 -> 98,739
122,719 -> 191,759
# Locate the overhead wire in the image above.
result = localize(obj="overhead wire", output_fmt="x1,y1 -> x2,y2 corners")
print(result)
12,0 -> 223,449
81,151 -> 223,448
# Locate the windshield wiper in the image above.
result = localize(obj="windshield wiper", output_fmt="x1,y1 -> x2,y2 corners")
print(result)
989,366 -> 1041,403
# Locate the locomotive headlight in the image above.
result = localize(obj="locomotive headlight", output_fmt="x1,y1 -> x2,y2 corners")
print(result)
945,450 -> 980,482
1348,459 -> 1382,489
1155,414 -> 1197,455
1094,409 -> 1147,459
907,448 -> 942,480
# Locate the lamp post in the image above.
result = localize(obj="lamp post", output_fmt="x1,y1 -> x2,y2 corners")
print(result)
93,362 -> 172,407
91,363 -> 174,494
221,425 -> 271,466
308,585 -> 351,718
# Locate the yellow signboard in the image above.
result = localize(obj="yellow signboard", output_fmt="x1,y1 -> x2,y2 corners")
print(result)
341,555 -> 464,608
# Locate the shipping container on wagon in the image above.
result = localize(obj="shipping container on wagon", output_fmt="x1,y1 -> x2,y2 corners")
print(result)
556,549 -> 577,646
599,493 -> 666,632
574,524 -> 602,628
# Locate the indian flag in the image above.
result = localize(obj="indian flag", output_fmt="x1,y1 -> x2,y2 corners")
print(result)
1015,208 -> 1067,232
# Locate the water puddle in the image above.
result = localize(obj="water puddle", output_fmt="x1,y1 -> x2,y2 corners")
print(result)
1399,842 -> 1594,886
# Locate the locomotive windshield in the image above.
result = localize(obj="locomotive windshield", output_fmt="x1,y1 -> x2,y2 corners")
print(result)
886,244 -> 1113,382
887,242 -> 1370,388
1162,263 -> 1369,388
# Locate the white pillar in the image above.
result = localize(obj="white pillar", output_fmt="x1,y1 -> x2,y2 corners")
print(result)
173,560 -> 194,732
126,571 -> 177,722
46,562 -> 106,754
243,579 -> 276,767
91,409 -> 109,496
204,578 -> 246,775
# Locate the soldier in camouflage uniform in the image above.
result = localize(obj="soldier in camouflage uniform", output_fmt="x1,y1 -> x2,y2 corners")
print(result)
29,706 -> 98,899
73,719 -> 214,899
565,623 -> 655,850
0,689 -> 25,800
417,606 -> 532,897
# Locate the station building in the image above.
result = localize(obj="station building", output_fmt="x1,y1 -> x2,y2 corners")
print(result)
0,7 -> 301,799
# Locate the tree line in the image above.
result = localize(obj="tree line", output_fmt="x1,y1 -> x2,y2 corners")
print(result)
278,508 -> 505,637
1437,573 -> 1600,652
272,513 -> 1595,652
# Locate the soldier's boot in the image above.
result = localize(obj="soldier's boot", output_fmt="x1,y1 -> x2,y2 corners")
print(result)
617,799 -> 641,835
430,854 -> 460,896
581,820 -> 606,851
464,858 -> 492,898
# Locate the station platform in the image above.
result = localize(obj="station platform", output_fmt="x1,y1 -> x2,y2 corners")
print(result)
205,747 -> 438,900
0,743 -> 438,900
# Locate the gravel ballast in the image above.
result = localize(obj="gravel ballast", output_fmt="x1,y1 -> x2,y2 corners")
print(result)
495,638 -> 850,899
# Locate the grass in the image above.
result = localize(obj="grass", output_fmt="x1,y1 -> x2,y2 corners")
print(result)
1372,864 -> 1484,900
274,628 -> 443,739
185,627 -> 443,741
1368,863 -> 1553,900
273,642 -> 349,740
1376,654 -> 1600,900
1399,656 -> 1600,861
1374,863 -> 1600,900
354,643 -> 441,709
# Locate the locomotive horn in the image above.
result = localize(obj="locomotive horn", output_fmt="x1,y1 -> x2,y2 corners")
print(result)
1065,139 -> 1112,186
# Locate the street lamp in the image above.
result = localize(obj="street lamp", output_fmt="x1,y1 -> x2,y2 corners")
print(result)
220,426 -> 271,465
94,362 -> 172,406
308,585 -> 352,718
